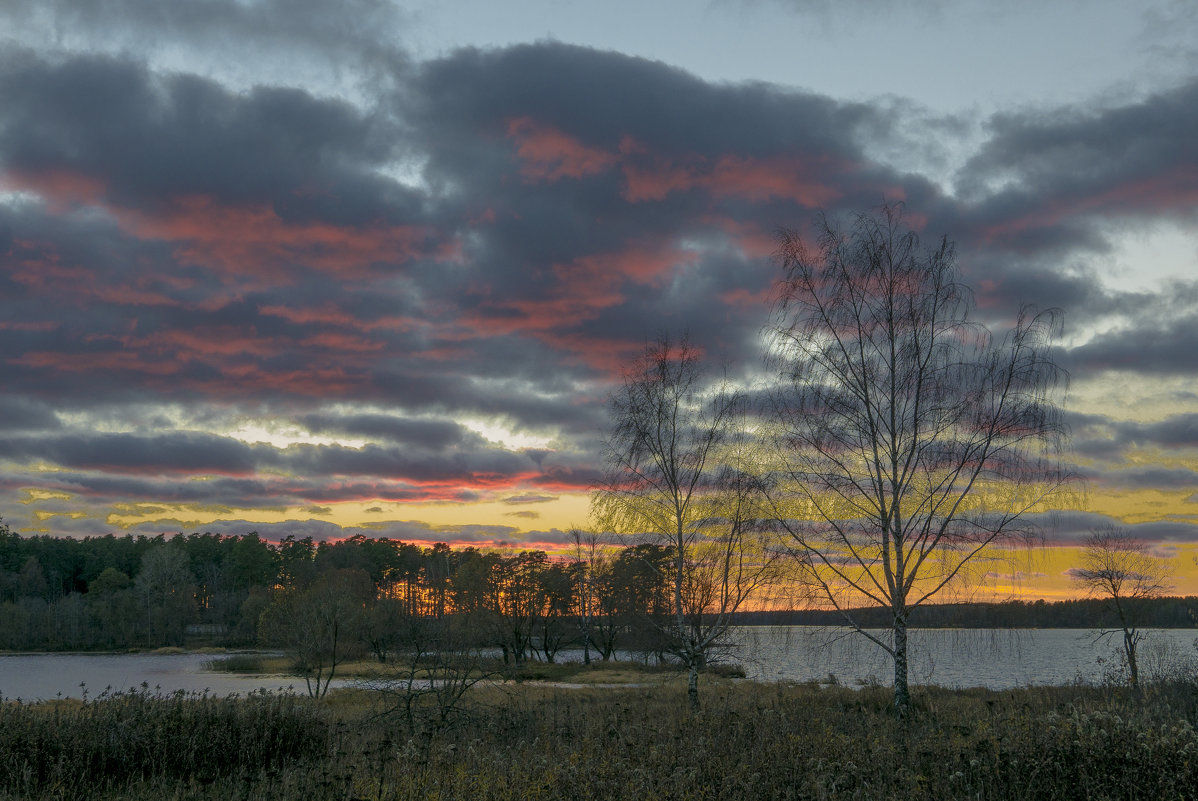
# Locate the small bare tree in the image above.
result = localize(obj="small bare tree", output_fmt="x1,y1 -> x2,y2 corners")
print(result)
367,616 -> 494,737
593,336 -> 780,711
568,527 -> 603,665
258,568 -> 371,697
1072,525 -> 1173,688
766,203 -> 1071,715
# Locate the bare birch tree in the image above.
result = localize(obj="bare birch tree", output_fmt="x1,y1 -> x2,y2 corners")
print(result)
766,203 -> 1071,715
1072,525 -> 1173,689
593,336 -> 779,711
568,527 -> 603,665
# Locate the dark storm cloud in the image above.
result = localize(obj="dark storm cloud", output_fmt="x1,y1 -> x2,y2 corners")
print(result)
1,32 -> 1194,541
1066,310 -> 1198,376
0,396 -> 60,431
1035,511 -> 1198,546
278,441 -> 538,482
952,79 -> 1198,266
1102,467 -> 1198,490
1071,411 -> 1198,457
1074,463 -> 1198,491
0,49 -> 409,220
299,413 -> 469,450
0,429 -> 587,493
397,42 -> 932,377
411,42 -> 871,157
927,81 -> 1198,356
0,42 -> 934,426
959,80 -> 1198,218
1119,414 -> 1198,449
0,431 -> 260,473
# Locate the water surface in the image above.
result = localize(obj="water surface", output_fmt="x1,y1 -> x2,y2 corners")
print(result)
0,652 -> 303,701
731,626 -> 1198,689
2,627 -> 1195,700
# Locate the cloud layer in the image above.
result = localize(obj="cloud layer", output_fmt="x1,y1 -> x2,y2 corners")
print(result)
1,7 -> 1196,549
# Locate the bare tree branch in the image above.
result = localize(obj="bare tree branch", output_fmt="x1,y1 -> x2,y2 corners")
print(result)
1072,525 -> 1174,689
593,335 -> 783,711
765,203 -> 1073,715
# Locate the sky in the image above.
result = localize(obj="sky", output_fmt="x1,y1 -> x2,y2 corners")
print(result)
1,0 -> 1196,599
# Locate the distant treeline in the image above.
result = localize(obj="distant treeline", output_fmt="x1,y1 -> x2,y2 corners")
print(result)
3,523 -> 1195,658
0,524 -> 678,661
733,597 -> 1198,629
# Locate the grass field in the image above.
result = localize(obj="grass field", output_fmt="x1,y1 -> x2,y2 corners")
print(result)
2,667 -> 1196,800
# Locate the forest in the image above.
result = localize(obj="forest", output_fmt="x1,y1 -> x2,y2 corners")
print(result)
2,523 -> 1195,659
0,523 -> 679,660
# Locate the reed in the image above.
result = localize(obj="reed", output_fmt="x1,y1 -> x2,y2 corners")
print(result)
2,679 -> 1195,800
0,688 -> 329,799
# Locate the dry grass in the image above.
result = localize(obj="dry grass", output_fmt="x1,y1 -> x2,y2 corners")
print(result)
3,678 -> 1196,800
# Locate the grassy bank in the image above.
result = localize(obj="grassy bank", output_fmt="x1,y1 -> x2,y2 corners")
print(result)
200,652 -> 741,685
2,679 -> 1196,800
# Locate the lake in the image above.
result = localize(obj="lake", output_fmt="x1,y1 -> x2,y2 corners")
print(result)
1,628 -> 1195,700
0,652 -> 304,701
729,626 -> 1198,689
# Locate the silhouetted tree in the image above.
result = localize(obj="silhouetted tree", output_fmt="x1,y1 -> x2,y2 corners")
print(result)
767,203 -> 1072,715
259,568 -> 372,697
569,527 -> 603,664
595,336 -> 780,711
1072,525 -> 1173,688
135,538 -> 196,646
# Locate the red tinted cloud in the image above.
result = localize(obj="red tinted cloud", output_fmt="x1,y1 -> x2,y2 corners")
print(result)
622,152 -> 842,206
707,217 -> 778,260
258,304 -> 418,332
298,332 -> 385,352
11,349 -> 183,376
215,364 -> 363,396
468,242 -> 696,338
6,168 -> 452,284
8,237 -> 196,311
116,195 -> 440,279
0,320 -> 59,332
537,331 -> 643,376
980,168 -> 1198,246
567,243 -> 695,286
1,169 -> 106,212
506,120 -> 844,209
507,117 -> 618,182
719,286 -> 774,311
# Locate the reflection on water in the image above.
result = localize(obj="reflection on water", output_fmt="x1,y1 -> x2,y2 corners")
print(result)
1,628 -> 1195,700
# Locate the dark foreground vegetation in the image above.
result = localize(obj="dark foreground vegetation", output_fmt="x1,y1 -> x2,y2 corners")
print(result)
2,677 -> 1197,801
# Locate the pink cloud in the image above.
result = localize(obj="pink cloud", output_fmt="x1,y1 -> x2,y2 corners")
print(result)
507,117 -> 618,182
466,242 -> 697,341
1,169 -> 106,212
621,149 -> 843,206
979,168 -> 1198,248
116,195 -> 443,280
